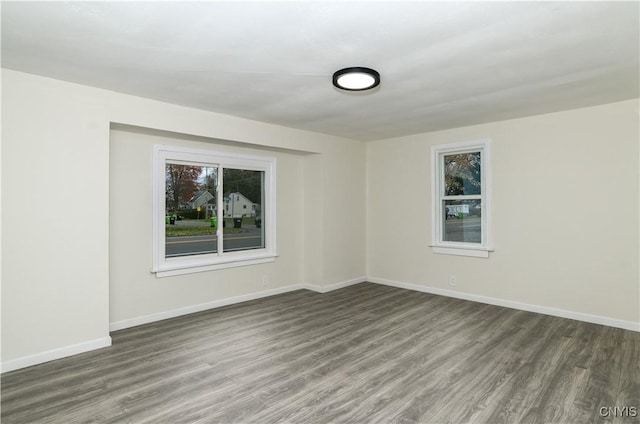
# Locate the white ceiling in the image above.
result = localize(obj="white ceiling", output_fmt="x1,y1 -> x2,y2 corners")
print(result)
2,1 -> 638,141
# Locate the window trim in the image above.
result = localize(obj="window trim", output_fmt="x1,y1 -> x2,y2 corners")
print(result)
153,145 -> 277,277
430,139 -> 492,258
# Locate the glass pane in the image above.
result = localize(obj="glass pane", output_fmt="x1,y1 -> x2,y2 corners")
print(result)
443,199 -> 482,243
444,152 -> 481,195
165,163 -> 218,258
222,168 -> 265,252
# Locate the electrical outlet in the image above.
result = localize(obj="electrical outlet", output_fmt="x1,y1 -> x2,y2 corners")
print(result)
262,275 -> 270,286
449,275 -> 457,286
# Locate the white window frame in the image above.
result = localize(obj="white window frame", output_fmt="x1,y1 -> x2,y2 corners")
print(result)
153,145 -> 277,277
430,139 -> 492,258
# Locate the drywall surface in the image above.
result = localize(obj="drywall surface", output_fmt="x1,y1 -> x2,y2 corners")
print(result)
367,99 -> 640,327
1,69 -> 366,369
109,129 -> 305,323
321,140 -> 367,285
1,71 -> 112,365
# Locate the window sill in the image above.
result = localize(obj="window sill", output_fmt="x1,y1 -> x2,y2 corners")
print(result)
153,252 -> 277,277
430,245 -> 492,258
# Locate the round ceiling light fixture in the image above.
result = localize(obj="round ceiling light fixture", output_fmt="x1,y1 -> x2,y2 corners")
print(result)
332,67 -> 380,91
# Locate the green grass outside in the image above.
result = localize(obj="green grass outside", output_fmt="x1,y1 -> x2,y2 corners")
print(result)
168,217 -> 256,224
165,226 -> 250,237
165,217 -> 255,237
165,226 -> 216,237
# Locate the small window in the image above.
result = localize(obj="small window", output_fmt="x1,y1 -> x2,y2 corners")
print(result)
431,139 -> 492,258
153,145 -> 276,277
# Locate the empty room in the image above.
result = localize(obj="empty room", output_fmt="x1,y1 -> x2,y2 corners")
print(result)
1,1 -> 639,423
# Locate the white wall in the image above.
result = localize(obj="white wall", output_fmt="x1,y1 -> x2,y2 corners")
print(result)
109,128 -> 305,325
322,141 -> 367,285
367,99 -> 640,328
1,69 -> 366,370
2,72 -> 112,368
1,67 -> 636,372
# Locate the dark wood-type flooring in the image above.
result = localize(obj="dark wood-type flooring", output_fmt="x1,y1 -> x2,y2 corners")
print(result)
2,283 -> 639,423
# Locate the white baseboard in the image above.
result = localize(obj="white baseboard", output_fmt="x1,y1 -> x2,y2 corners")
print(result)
301,276 -> 367,293
1,336 -> 112,374
110,284 -> 306,332
368,276 -> 640,332
6,281 -> 343,373
7,273 -> 635,374
110,276 -> 367,332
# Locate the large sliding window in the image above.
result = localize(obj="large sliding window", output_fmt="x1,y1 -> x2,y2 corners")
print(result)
431,139 -> 492,258
153,145 -> 276,277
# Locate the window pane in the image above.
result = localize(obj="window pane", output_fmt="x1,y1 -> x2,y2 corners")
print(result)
222,168 -> 265,252
443,199 -> 482,243
165,164 -> 218,258
444,152 -> 481,195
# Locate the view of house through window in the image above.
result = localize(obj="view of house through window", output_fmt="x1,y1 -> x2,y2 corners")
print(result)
222,168 -> 265,252
154,145 -> 276,277
442,152 -> 482,243
164,164 -> 265,258
431,139 -> 491,257
165,163 -> 219,257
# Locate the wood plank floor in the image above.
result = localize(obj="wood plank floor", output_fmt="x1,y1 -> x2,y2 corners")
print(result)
2,283 -> 639,423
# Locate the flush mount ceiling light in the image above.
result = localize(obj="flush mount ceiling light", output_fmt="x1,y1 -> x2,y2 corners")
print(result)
332,67 -> 380,91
